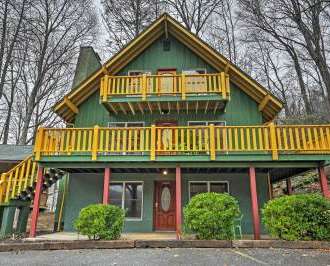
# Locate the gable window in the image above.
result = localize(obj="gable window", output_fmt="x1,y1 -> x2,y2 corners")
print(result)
189,181 -> 229,199
109,181 -> 143,220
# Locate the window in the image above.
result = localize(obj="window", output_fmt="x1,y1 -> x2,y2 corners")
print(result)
109,182 -> 143,220
108,122 -> 145,128
107,122 -> 145,155
189,181 -> 229,199
128,70 -> 152,94
188,121 -> 226,126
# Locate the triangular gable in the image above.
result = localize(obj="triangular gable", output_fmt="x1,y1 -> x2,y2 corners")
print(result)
54,13 -> 283,122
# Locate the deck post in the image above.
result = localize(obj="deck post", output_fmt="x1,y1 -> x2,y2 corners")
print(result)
249,166 -> 260,240
175,166 -> 182,240
29,166 -> 44,238
318,166 -> 330,199
103,168 -> 111,204
286,177 -> 292,195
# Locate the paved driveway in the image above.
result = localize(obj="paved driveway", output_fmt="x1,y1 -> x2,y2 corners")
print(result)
0,248 -> 329,266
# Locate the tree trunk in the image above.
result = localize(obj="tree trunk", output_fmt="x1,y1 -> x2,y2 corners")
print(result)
290,50 -> 312,115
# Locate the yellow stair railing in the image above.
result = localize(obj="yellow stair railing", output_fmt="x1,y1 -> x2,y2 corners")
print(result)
0,155 -> 38,204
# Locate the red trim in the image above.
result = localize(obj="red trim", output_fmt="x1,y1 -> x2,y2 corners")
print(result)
318,167 -> 330,199
249,167 -> 260,240
29,166 -> 44,238
103,168 -> 111,204
175,166 -> 182,240
286,177 -> 292,195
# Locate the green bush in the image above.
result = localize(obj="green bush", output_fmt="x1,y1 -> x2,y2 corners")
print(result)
74,204 -> 124,240
262,194 -> 330,241
183,192 -> 240,240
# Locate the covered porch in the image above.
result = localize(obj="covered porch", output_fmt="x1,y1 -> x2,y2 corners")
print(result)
27,161 -> 330,240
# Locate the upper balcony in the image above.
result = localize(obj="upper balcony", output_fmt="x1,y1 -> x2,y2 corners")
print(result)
100,72 -> 230,115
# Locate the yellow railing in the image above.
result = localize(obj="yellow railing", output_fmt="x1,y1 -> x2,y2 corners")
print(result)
33,124 -> 330,161
100,72 -> 230,101
0,155 -> 38,204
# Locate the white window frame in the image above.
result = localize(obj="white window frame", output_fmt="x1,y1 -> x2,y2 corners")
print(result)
188,180 -> 230,200
108,121 -> 145,128
187,121 -> 226,126
128,70 -> 151,76
182,69 -> 207,74
110,181 -> 144,221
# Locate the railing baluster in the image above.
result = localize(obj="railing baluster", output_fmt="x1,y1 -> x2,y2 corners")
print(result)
150,125 -> 156,160
269,123 -> 278,160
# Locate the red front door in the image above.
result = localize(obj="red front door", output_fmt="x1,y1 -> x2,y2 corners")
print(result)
154,181 -> 176,231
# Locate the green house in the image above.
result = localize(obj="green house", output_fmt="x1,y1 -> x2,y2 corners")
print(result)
1,14 -> 330,240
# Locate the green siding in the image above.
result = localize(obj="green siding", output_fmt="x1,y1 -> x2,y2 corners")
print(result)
63,174 -> 103,231
74,33 -> 262,127
118,35 -> 214,75
63,172 -> 268,234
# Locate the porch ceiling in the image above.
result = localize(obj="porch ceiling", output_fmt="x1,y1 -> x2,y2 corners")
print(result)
102,99 -> 226,115
58,166 -> 314,184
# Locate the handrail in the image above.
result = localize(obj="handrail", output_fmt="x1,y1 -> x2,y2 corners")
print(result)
33,124 -> 330,161
0,155 -> 38,204
100,72 -> 230,101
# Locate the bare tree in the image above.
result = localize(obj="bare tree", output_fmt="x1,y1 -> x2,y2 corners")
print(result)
238,0 -> 314,114
101,0 -> 162,53
281,0 -> 330,107
0,0 -> 28,99
166,0 -> 223,36
16,0 -> 97,144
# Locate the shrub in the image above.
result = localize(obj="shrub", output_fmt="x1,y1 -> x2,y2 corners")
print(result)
262,194 -> 330,241
183,192 -> 240,240
74,204 -> 124,240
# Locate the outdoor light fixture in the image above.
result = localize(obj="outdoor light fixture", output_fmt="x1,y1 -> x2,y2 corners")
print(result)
162,169 -> 168,175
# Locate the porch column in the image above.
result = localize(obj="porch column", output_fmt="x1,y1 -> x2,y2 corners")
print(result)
29,166 -> 44,238
286,177 -> 292,195
318,166 -> 330,199
249,167 -> 260,240
175,166 -> 182,240
103,168 -> 111,204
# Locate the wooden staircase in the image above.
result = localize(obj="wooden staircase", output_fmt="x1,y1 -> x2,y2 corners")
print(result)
0,155 -> 64,205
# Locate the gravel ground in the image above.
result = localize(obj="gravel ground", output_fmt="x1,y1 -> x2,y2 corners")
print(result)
0,248 -> 329,266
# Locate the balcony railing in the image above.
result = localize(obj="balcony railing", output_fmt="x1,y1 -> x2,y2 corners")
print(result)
100,73 -> 230,101
34,124 -> 330,161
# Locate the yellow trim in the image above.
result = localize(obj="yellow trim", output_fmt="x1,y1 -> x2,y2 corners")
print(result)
53,13 -> 283,122
64,96 -> 79,114
259,95 -> 271,112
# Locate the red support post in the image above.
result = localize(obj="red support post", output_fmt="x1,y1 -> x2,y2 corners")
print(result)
175,166 -> 182,240
318,167 -> 330,199
249,167 -> 261,240
103,168 -> 111,204
29,166 -> 44,238
286,177 -> 292,195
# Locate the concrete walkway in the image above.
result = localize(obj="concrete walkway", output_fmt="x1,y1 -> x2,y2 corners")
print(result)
25,232 -> 177,241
